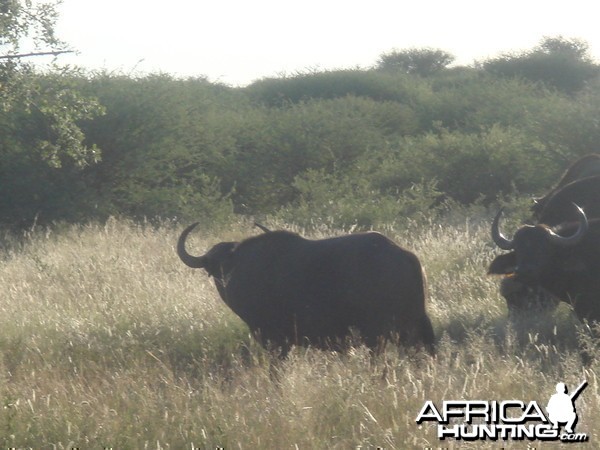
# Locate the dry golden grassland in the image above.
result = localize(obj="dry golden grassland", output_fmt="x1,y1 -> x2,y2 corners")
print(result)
0,218 -> 598,448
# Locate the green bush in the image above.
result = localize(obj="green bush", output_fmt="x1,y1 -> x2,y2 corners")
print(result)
245,68 -> 433,106
2,41 -> 599,229
483,36 -> 600,94
274,169 -> 442,230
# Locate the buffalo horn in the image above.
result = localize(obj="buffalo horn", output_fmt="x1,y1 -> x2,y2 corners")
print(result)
491,208 -> 514,250
546,203 -> 589,247
254,222 -> 271,233
177,222 -> 207,268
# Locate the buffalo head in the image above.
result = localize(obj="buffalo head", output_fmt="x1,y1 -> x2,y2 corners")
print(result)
177,222 -> 236,278
489,203 -> 588,283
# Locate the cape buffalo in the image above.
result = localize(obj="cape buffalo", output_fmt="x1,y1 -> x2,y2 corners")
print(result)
489,204 -> 600,325
500,154 -> 600,317
532,153 -> 600,218
500,174 -> 600,317
177,224 -> 435,356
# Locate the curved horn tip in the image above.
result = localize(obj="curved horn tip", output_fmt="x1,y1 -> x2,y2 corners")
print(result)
571,203 -> 588,228
547,203 -> 589,247
491,208 -> 514,251
254,222 -> 270,233
177,222 -> 206,269
186,221 -> 200,232
572,202 -> 585,214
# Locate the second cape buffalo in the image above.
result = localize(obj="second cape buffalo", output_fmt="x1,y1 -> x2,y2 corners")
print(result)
500,154 -> 600,316
178,224 -> 435,356
488,204 -> 600,325
531,153 -> 600,219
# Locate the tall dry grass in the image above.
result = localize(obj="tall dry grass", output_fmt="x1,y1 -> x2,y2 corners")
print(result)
0,217 -> 598,448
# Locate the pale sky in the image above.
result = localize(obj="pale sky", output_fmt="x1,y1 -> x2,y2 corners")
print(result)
54,0 -> 600,86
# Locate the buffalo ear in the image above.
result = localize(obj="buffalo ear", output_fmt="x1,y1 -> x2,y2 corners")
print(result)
488,252 -> 517,275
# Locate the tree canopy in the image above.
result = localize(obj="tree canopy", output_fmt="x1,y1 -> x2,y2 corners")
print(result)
0,0 -> 104,169
483,36 -> 600,93
376,48 -> 455,76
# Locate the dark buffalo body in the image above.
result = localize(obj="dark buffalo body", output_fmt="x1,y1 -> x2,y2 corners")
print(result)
532,153 -> 600,218
178,224 -> 434,355
536,175 -> 600,226
489,206 -> 600,324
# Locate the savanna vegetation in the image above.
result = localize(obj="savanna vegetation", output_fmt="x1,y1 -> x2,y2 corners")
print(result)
2,1 -> 600,447
0,218 -> 598,448
2,21 -> 600,229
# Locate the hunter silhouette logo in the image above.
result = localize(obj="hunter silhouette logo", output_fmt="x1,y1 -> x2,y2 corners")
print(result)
416,380 -> 589,442
547,380 -> 587,435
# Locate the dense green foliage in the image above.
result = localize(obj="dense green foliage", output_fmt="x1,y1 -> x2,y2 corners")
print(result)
483,37 -> 599,94
376,48 -> 455,76
0,0 -> 105,226
1,37 -> 600,228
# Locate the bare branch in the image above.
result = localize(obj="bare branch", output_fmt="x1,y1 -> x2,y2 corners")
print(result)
0,50 -> 74,60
